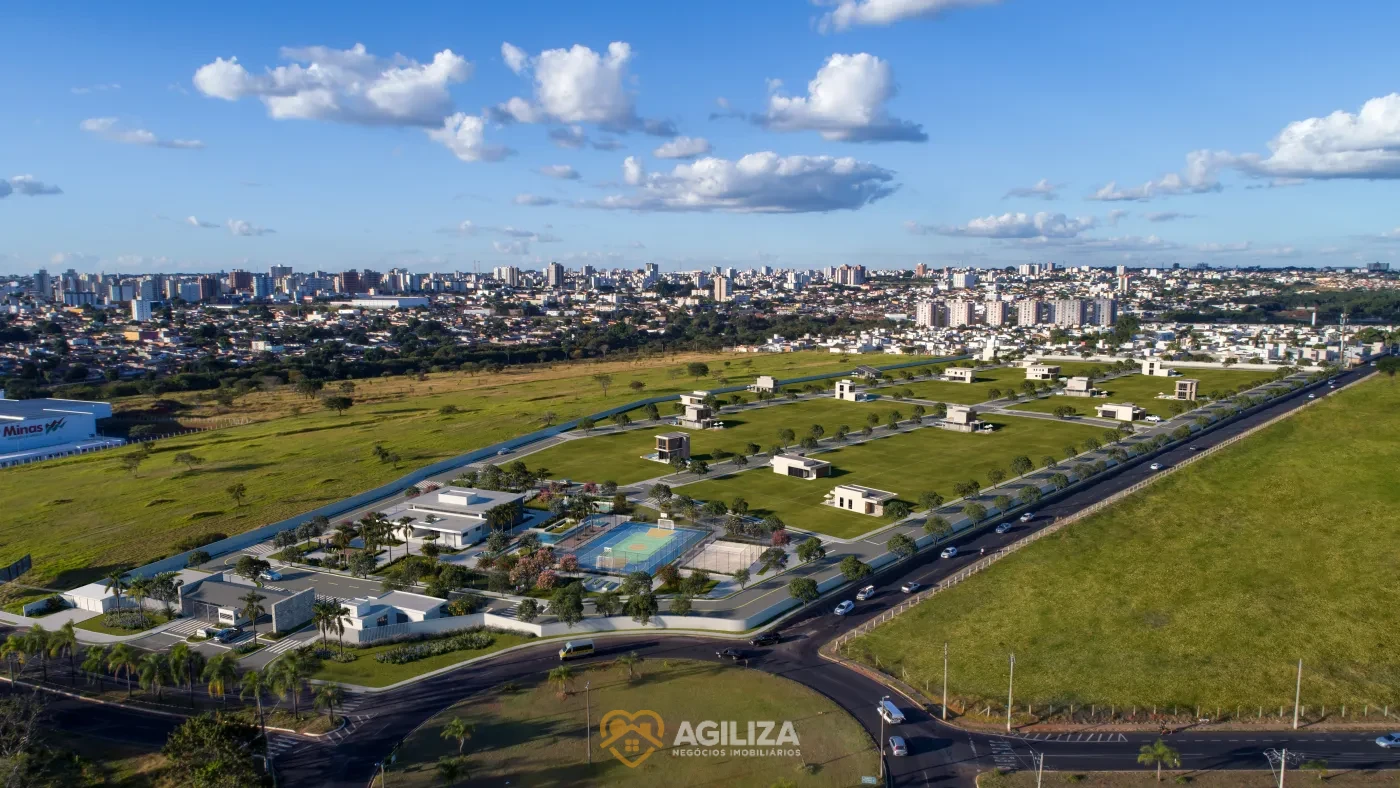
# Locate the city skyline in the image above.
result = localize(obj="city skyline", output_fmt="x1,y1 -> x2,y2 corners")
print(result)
4,0 -> 1400,274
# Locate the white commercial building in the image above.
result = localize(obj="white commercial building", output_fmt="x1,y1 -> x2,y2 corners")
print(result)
0,396 -> 118,467
401,487 -> 526,548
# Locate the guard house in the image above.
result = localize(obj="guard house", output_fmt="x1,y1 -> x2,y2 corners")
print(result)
1026,364 -> 1061,381
945,367 -> 975,383
1096,402 -> 1145,421
1063,377 -> 1097,397
939,404 -> 988,433
826,484 -> 898,516
770,453 -> 832,479
676,391 -> 719,429
853,365 -> 882,380
1174,379 -> 1199,401
747,375 -> 777,394
834,379 -> 869,402
654,432 -> 690,463
1142,359 -> 1178,377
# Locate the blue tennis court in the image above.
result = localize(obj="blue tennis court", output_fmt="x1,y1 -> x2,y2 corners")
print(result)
570,521 -> 709,576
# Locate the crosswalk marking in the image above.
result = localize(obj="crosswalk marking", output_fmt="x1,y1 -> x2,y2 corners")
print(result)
164,618 -> 210,636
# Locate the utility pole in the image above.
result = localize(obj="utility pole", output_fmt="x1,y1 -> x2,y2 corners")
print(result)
1279,747 -> 1287,788
942,641 -> 949,720
1292,660 -> 1302,730
1006,653 -> 1016,732
586,680 -> 593,765
1034,750 -> 1044,788
879,694 -> 890,780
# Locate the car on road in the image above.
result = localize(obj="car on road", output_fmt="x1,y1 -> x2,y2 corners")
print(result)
1188,446 -> 1201,451
1149,462 -> 1163,470
1019,511 -> 1035,522
259,569 -> 282,582
995,522 -> 1012,535
1308,393 -> 1316,399
213,628 -> 240,644
940,546 -> 958,559
715,648 -> 746,661
900,581 -> 921,593
888,736 -> 909,756
1376,733 -> 1400,749
1144,415 -> 1162,423
856,584 -> 877,601
833,600 -> 855,616
749,632 -> 780,647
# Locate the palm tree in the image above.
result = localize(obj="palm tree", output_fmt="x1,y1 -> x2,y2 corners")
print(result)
311,599 -> 337,648
329,600 -> 350,654
108,642 -> 140,698
0,634 -> 24,683
313,682 -> 345,724
274,651 -> 314,720
241,668 -> 273,743
240,589 -> 267,644
168,643 -> 206,707
397,516 -> 415,559
547,665 -> 575,697
23,625 -> 50,683
616,651 -> 643,681
202,652 -> 238,704
138,652 -> 170,700
1137,739 -> 1181,783
80,646 -> 108,692
127,576 -> 153,628
440,717 -> 474,756
437,756 -> 468,785
103,570 -> 128,613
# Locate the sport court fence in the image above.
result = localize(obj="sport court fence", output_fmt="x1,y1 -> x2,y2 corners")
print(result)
567,520 -> 709,577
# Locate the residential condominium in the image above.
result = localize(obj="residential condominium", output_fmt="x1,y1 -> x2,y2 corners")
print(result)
547,262 -> 565,288
713,275 -> 731,302
1017,299 -> 1041,326
951,271 -> 978,290
915,300 -> 944,328
984,299 -> 1009,326
947,299 -> 977,327
1053,298 -> 1086,327
1092,297 -> 1118,326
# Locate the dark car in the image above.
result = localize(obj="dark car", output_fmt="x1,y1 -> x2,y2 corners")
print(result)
750,632 -> 780,647
716,648 -> 747,661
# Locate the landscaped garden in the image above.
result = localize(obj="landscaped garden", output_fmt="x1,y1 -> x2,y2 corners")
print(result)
842,376 -> 1400,711
382,658 -> 879,787
308,629 -> 536,687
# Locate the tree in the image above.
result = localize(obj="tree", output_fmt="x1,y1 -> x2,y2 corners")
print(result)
777,427 -> 796,448
313,682 -> 345,724
162,713 -> 264,788
887,533 -> 917,558
173,452 -> 205,472
626,591 -> 658,626
986,467 -> 1007,485
437,756 -> 469,785
234,555 -> 272,586
592,373 -> 613,397
616,651 -> 643,680
687,458 -> 709,476
758,547 -> 788,574
550,584 -> 586,628
103,570 -> 128,614
548,665 -> 575,697
788,577 -> 819,604
993,494 -> 1012,513
169,642 -> 205,707
796,536 -> 826,564
22,626 -> 50,683
962,503 -> 988,525
734,568 -> 751,589
49,620 -> 78,684
1137,739 -> 1181,783
516,598 -> 541,623
540,410 -> 559,426
924,515 -> 952,538
322,395 -> 354,415
594,589 -> 623,618
1009,455 -> 1033,476
441,717 -> 475,756
1017,485 -> 1042,505
138,652 -> 171,700
1048,472 -> 1070,491
120,452 -> 145,476
687,362 -> 710,379
669,593 -> 693,616
226,482 -> 248,507
919,491 -> 945,511
839,555 -> 872,580
271,650 -> 315,719
80,645 -> 108,692
108,642 -> 141,698
578,416 -> 595,433
348,550 -> 377,577
884,500 -> 911,520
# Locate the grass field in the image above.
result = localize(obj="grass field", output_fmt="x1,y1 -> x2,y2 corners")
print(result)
678,415 -> 1102,538
383,658 -> 879,788
982,771 -> 1397,788
309,631 -> 536,687
844,376 -> 1400,710
0,351 -> 937,593
1008,369 -> 1274,419
880,362 -> 1106,405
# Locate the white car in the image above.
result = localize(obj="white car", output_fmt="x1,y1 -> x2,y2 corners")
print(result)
833,600 -> 855,616
900,581 -> 921,594
856,585 -> 876,601
259,569 -> 282,582
1149,462 -> 1162,470
1308,393 -> 1316,399
940,546 -> 958,559
889,736 -> 909,756
1019,511 -> 1036,522
1145,415 -> 1162,423
1376,733 -> 1400,749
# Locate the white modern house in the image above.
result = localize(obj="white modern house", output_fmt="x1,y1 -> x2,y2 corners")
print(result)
1174,379 -> 1200,401
1142,359 -> 1179,377
676,391 -> 720,429
834,379 -> 870,402
944,367 -> 975,383
939,405 -> 992,433
770,453 -> 832,479
402,487 -> 526,548
747,375 -> 778,394
827,484 -> 898,516
341,591 -> 447,636
1063,377 -> 1099,397
1025,364 -> 1061,381
1096,402 -> 1145,421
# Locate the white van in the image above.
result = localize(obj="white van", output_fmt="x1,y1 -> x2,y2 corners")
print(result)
558,640 -> 595,661
878,700 -> 905,725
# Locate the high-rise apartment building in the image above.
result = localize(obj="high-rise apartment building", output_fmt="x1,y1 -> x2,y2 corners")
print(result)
713,276 -> 731,302
915,300 -> 943,327
339,271 -> 362,294
984,300 -> 1008,326
1092,297 -> 1118,327
947,299 -> 977,327
915,263 -> 929,278
1017,299 -> 1041,326
547,262 -> 565,288
952,271 -> 978,290
1053,298 -> 1085,327
131,299 -> 154,322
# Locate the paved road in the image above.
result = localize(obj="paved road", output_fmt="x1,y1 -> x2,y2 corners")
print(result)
264,364 -> 1395,786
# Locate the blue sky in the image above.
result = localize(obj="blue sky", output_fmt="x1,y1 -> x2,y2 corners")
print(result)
3,0 -> 1399,274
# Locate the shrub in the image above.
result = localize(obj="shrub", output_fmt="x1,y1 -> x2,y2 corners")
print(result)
102,610 -> 151,630
330,651 -> 358,663
375,629 -> 496,664
173,532 -> 228,551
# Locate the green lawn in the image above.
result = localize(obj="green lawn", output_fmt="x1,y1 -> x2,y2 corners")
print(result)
384,659 -> 879,788
74,611 -> 174,635
984,772 -> 1396,788
1008,369 -> 1274,419
309,630 -> 537,687
678,415 -> 1102,538
843,376 -> 1400,710
0,351 -> 934,593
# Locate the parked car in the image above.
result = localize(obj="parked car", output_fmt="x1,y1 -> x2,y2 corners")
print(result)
214,628 -> 240,644
259,569 -> 282,582
715,648 -> 746,661
889,736 -> 909,756
940,546 -> 958,559
856,584 -> 877,601
1145,415 -> 1162,423
1149,462 -> 1163,470
749,632 -> 780,647
1376,733 -> 1400,749
900,581 -> 921,594
833,600 -> 855,616
995,522 -> 1012,534
1019,511 -> 1035,522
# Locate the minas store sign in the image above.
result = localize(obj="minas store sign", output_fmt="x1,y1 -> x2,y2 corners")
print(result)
2,417 -> 66,441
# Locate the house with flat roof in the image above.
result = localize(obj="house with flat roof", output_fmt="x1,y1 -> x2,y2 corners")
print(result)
853,365 -> 882,380
770,453 -> 832,479
341,591 -> 447,637
1025,364 -> 1061,381
944,367 -> 975,383
1142,359 -> 1178,377
1096,402 -> 1145,421
403,487 -> 526,548
938,404 -> 992,433
834,379 -> 870,402
1174,379 -> 1199,401
179,573 -> 313,633
653,432 -> 690,463
747,375 -> 778,394
1063,376 -> 1098,397
676,391 -> 719,429
826,484 -> 898,516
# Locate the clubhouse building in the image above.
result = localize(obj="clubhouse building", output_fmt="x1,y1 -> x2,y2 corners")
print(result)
401,487 -> 527,548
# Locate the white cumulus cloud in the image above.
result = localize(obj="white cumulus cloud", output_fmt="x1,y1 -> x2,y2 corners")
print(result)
622,156 -> 645,186
653,136 -> 712,159
493,41 -> 675,135
1003,178 -> 1061,200
1088,150 -> 1231,201
1230,93 -> 1400,180
514,193 -> 558,206
761,53 -> 925,142
819,0 -> 1001,32
538,164 -> 581,180
227,219 -> 274,236
921,211 -> 1097,239
81,117 -> 205,149
428,113 -> 513,162
585,152 -> 897,213
501,42 -> 530,75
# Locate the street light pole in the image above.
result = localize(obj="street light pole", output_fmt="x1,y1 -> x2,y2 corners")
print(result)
1292,660 -> 1302,730
1279,747 -> 1287,788
1006,653 -> 1015,733
586,680 -> 592,765
879,694 -> 889,780
942,641 -> 949,720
